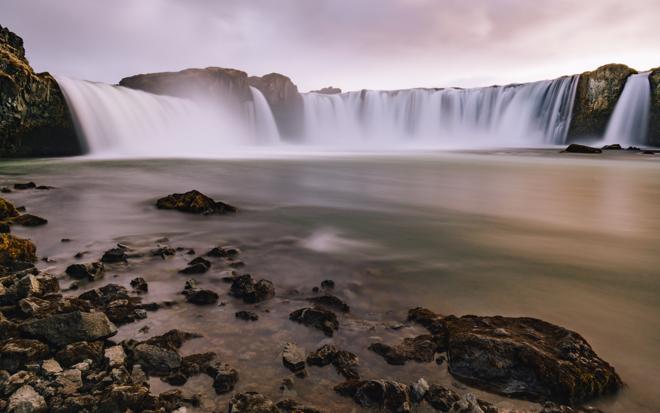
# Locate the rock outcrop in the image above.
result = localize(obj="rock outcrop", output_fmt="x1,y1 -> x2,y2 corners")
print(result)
567,64 -> 637,140
248,73 -> 304,138
0,25 -> 79,157
119,67 -> 252,103
649,67 -> 660,146
310,86 -> 341,95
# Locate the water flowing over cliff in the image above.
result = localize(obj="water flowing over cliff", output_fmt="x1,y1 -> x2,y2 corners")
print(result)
603,72 -> 651,145
301,76 -> 580,148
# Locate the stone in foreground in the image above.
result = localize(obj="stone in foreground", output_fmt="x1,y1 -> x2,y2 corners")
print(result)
445,315 -> 621,405
0,234 -> 36,265
20,311 -> 117,347
156,190 -> 237,215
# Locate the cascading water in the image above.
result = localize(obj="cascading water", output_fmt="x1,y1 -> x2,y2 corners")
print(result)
56,77 -> 279,157
603,72 -> 651,145
301,75 -> 580,148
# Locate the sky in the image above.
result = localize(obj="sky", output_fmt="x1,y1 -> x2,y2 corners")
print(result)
2,0 -> 659,92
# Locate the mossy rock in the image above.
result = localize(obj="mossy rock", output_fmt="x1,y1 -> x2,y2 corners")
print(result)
0,197 -> 19,220
0,233 -> 36,265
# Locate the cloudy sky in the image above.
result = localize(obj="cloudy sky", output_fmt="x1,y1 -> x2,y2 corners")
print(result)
2,0 -> 659,92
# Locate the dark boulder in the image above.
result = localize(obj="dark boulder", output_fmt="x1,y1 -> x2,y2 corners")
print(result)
206,245 -> 240,258
101,247 -> 127,263
55,340 -> 104,367
0,338 -> 49,373
130,277 -> 148,293
306,344 -> 359,380
289,307 -> 338,337
211,363 -> 239,394
65,262 -> 104,281
145,329 -> 201,351
307,294 -> 350,313
276,399 -> 323,413
235,310 -> 259,321
179,256 -> 211,274
132,343 -> 182,375
561,144 -> 602,154
424,384 -> 460,411
228,392 -> 279,413
184,288 -> 219,305
310,86 -> 342,95
0,198 -> 19,220
156,190 -> 237,215
20,311 -> 117,347
407,307 -> 446,335
601,144 -> 622,150
282,342 -> 306,376
369,334 -> 443,365
444,315 -> 621,404
229,274 -> 275,303
335,379 -> 412,413
10,214 -> 47,227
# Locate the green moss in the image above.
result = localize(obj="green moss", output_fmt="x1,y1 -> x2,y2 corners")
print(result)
0,233 -> 36,265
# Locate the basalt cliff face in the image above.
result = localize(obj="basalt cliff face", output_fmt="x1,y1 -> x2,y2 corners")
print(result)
248,73 -> 304,138
0,25 -> 79,157
649,67 -> 660,146
567,64 -> 637,141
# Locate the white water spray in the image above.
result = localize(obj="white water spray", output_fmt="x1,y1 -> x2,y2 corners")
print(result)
603,72 -> 651,145
247,86 -> 281,144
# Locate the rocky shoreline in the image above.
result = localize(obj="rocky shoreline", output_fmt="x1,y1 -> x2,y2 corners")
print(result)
0,187 -> 623,413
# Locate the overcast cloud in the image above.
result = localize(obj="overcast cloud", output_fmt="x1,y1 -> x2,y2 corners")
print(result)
2,0 -> 658,91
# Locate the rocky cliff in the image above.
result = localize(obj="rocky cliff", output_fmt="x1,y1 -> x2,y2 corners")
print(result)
649,68 -> 660,146
119,67 -> 252,104
311,86 -> 342,95
248,73 -> 304,138
0,25 -> 79,157
567,64 -> 637,140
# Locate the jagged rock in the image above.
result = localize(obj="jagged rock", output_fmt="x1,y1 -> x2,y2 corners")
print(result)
206,245 -> 240,257
97,384 -> 160,412
105,345 -> 126,368
306,344 -> 359,380
0,25 -> 79,157
248,73 -> 304,138
306,294 -> 350,313
55,341 -> 104,367
444,315 -> 621,404
132,343 -> 182,375
448,393 -> 499,413
369,335 -> 443,365
229,274 -> 275,303
276,399 -> 323,413
235,310 -> 259,321
79,283 -> 129,306
425,384 -> 460,411
0,339 -> 49,373
20,311 -> 117,346
17,296 -> 57,317
561,144 -> 602,154
407,307 -> 445,334
410,378 -> 430,403
335,379 -> 412,413
7,384 -> 46,413
65,262 -> 104,280
10,214 -> 47,227
156,190 -> 237,215
145,329 -> 201,351
289,307 -> 338,337
568,64 -> 637,139
211,363 -> 239,394
0,198 -> 19,220
0,234 -> 36,266
56,368 -> 82,394
282,342 -> 306,375
130,276 -> 148,293
228,392 -> 278,413
101,247 -> 127,263
40,359 -> 62,375
180,352 -> 216,376
184,288 -> 219,305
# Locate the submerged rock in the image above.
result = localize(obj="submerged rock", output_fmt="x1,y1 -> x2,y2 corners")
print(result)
561,144 -> 602,154
444,315 -> 621,404
156,190 -> 237,215
179,256 -> 211,274
289,307 -> 339,337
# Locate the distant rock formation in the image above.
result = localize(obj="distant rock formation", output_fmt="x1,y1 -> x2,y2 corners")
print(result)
567,64 -> 637,140
119,67 -> 252,104
248,73 -> 303,138
0,25 -> 79,157
311,86 -> 342,94
649,67 -> 660,146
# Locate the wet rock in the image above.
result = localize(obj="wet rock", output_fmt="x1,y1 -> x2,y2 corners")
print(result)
13,183 -> 36,190
101,247 -> 127,263
228,392 -> 278,413
306,344 -> 359,380
276,399 -> 323,413
151,245 -> 175,258
229,274 -> 275,303
7,384 -> 46,413
65,262 -> 104,281
235,310 -> 259,321
55,341 -> 104,367
133,343 -> 182,375
444,315 -> 621,404
307,294 -> 350,313
206,245 -> 241,257
130,276 -> 148,293
424,384 -> 460,411
180,352 -> 216,376
0,198 -> 19,220
79,283 -> 130,306
104,299 -> 145,325
0,339 -> 49,373
211,363 -> 239,394
105,345 -> 126,368
289,307 -> 338,337
320,279 -> 335,290
0,234 -> 37,266
156,190 -> 237,215
144,329 -> 202,351
282,342 -> 306,376
407,307 -> 446,335
184,288 -> 219,305
561,144 -> 602,154
410,378 -> 430,403
10,214 -> 47,227
601,144 -> 622,150
179,257 -> 210,274
449,393 -> 499,413
335,379 -> 412,413
97,384 -> 160,412
20,311 -> 117,346
369,335 -> 443,365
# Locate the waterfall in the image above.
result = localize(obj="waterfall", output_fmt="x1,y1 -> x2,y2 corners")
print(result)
247,86 -> 280,144
301,75 -> 580,148
56,77 -> 278,157
603,72 -> 651,145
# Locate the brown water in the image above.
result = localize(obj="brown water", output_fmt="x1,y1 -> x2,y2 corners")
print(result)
1,150 -> 659,412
